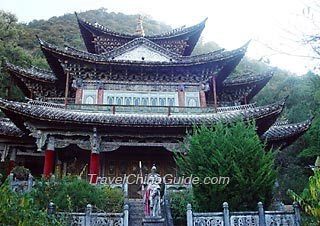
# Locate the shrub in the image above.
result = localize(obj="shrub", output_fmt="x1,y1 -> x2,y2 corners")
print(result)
11,166 -> 30,180
0,181 -> 63,226
288,163 -> 320,225
169,189 -> 198,226
175,121 -> 278,211
31,176 -> 124,212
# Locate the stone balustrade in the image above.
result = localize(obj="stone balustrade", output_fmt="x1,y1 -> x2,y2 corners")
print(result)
187,202 -> 301,226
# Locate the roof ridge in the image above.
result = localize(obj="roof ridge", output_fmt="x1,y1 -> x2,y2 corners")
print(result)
76,13 -> 207,38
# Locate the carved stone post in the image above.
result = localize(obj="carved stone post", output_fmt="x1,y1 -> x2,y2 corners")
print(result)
123,204 -> 129,226
258,202 -> 266,226
187,204 -> 193,226
85,204 -> 92,226
27,174 -> 33,192
47,201 -> 55,215
43,137 -> 55,179
8,173 -> 13,190
223,202 -> 230,226
293,202 -> 301,226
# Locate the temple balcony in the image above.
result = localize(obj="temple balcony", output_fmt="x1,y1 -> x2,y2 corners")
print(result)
65,103 -> 256,115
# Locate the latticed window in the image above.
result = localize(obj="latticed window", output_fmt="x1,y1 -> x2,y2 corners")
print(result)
142,98 -> 149,106
116,97 -> 123,105
151,98 -> 158,106
125,97 -> 132,105
168,98 -> 175,106
107,97 -> 114,105
159,98 -> 166,106
188,98 -> 197,107
85,96 -> 94,104
133,97 -> 140,106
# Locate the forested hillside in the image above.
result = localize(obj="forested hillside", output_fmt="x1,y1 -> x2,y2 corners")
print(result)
0,7 -> 319,203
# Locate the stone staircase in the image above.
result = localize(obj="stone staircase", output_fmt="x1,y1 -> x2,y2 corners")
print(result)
128,199 -> 145,226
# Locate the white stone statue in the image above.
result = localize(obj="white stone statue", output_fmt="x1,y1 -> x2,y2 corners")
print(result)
144,165 -> 162,217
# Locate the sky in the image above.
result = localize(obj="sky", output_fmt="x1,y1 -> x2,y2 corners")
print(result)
1,0 -> 317,75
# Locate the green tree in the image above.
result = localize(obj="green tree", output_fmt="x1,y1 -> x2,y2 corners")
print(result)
175,121 -> 278,211
288,158 -> 320,225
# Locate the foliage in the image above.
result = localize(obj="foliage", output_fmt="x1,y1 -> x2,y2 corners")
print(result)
298,75 -> 320,159
288,168 -> 320,225
11,166 -> 30,180
31,176 -> 124,212
175,120 -> 278,211
169,190 -> 198,226
0,181 -> 64,226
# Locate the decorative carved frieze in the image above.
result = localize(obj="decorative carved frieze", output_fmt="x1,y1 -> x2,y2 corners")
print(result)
90,127 -> 101,153
47,136 -> 55,151
25,122 -> 48,152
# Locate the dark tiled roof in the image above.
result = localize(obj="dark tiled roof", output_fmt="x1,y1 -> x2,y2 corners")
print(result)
262,119 -> 312,141
76,14 -> 206,55
0,98 -> 285,129
3,61 -> 57,82
223,71 -> 274,87
38,37 -> 247,66
77,15 -> 207,39
0,118 -> 24,137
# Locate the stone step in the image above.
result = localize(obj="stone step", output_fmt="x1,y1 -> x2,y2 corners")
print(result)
128,199 -> 145,226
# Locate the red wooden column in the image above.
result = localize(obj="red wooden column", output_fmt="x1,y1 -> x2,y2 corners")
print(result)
8,148 -> 16,174
89,153 -> 100,184
97,89 -> 104,104
243,95 -> 248,105
178,90 -> 185,107
199,90 -> 207,107
43,137 -> 55,179
75,88 -> 83,104
212,75 -> 218,112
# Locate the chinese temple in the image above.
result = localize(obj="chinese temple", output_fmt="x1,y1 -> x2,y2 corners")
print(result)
0,14 -> 311,197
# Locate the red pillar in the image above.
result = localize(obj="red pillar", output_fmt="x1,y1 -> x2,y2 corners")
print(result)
89,153 -> 100,184
199,90 -> 207,107
97,89 -> 104,104
75,88 -> 83,104
244,95 -> 248,105
43,138 -> 55,179
212,76 -> 218,112
178,91 -> 185,107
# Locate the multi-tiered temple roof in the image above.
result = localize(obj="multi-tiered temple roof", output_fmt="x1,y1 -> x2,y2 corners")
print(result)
0,14 -> 311,168
76,13 -> 206,55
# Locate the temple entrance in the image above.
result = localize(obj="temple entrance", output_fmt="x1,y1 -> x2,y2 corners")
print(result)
103,146 -> 176,198
55,145 -> 90,180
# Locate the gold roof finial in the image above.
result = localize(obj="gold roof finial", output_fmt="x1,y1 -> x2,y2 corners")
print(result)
135,15 -> 145,37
